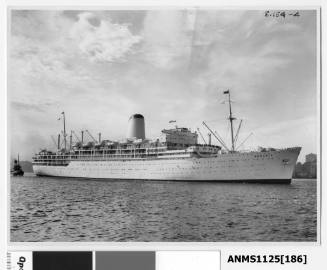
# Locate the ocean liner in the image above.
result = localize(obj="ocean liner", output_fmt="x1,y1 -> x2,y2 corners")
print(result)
32,91 -> 301,183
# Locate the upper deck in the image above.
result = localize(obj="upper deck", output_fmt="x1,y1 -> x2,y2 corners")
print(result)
32,144 -> 221,166
33,125 -> 223,166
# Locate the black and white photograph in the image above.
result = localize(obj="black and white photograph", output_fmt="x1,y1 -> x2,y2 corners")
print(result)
9,8 -> 319,242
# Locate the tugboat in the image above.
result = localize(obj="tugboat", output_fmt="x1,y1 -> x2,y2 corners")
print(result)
11,154 -> 24,176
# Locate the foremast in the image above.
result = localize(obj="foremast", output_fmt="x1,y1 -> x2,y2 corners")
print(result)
224,90 -> 236,152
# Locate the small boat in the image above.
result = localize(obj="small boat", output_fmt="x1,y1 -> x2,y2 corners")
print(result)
11,154 -> 24,176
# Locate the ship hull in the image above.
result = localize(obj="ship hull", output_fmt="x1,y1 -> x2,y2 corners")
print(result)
33,148 -> 300,183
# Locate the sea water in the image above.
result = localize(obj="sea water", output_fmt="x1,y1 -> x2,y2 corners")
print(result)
10,174 -> 317,242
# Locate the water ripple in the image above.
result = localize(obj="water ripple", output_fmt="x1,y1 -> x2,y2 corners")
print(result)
10,174 -> 317,242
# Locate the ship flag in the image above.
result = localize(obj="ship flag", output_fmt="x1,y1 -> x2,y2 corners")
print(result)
58,112 -> 65,120
169,120 -> 176,123
223,90 -> 230,94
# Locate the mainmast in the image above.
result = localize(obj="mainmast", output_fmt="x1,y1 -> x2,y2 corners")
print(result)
223,90 -> 236,151
61,112 -> 66,151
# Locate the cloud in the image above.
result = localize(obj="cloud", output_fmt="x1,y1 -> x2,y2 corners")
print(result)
188,10 -> 313,107
8,10 -> 318,162
10,101 -> 52,112
141,10 -> 193,69
70,12 -> 142,62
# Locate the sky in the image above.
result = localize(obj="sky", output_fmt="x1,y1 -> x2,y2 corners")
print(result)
8,9 -> 318,162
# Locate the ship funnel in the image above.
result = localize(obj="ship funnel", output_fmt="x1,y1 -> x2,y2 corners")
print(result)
127,114 -> 145,140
